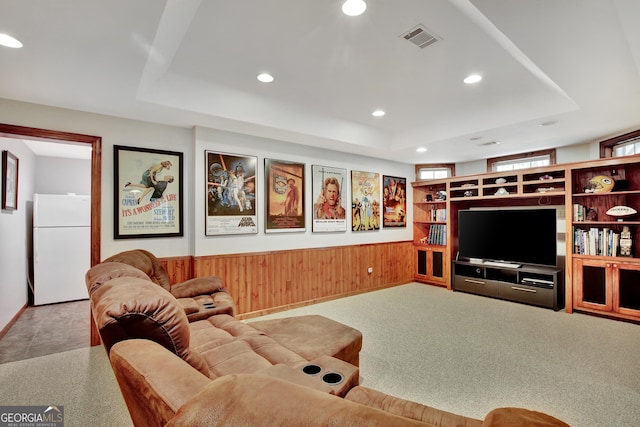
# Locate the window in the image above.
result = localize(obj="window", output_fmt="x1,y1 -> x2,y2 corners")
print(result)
600,130 -> 640,158
415,164 -> 455,181
487,149 -> 555,172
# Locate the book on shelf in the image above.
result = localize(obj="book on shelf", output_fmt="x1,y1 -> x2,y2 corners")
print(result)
427,208 -> 447,222
573,226 -> 619,256
426,224 -> 446,245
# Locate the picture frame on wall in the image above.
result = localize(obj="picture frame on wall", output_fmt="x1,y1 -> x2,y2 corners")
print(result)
382,175 -> 407,228
205,151 -> 257,235
265,158 -> 305,233
114,145 -> 183,239
312,165 -> 347,232
1,150 -> 19,211
351,170 -> 380,232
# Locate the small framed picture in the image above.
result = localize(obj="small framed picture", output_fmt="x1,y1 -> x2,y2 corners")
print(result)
1,150 -> 19,210
114,145 -> 183,238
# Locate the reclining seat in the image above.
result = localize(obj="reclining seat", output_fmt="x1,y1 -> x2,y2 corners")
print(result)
89,274 -> 360,396
102,249 -> 235,321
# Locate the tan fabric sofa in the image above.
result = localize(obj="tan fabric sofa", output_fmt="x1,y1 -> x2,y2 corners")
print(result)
87,257 -> 569,427
100,249 -> 236,321
111,339 -> 569,427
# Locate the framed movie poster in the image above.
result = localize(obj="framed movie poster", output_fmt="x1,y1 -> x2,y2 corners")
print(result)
114,145 -> 183,239
351,170 -> 380,232
206,151 -> 257,235
312,165 -> 347,232
1,150 -> 19,210
265,159 -> 305,233
382,175 -> 407,227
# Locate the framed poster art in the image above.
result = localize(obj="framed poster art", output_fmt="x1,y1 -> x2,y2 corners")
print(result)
382,175 -> 407,227
265,158 -> 305,232
312,165 -> 347,232
351,170 -> 380,232
114,145 -> 183,239
206,151 -> 257,235
1,150 -> 19,210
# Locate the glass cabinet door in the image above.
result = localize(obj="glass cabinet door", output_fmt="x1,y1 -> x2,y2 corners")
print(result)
615,263 -> 640,316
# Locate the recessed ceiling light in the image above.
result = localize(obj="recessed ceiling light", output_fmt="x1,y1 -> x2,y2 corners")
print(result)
463,74 -> 482,84
257,73 -> 274,83
372,110 -> 385,117
0,33 -> 23,48
342,0 -> 367,16
416,147 -> 427,153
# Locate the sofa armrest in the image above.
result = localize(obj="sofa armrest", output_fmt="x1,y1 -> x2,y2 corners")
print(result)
170,276 -> 224,299
167,374 -> 428,427
345,385 -> 482,427
109,339 -> 211,427
483,407 -> 570,427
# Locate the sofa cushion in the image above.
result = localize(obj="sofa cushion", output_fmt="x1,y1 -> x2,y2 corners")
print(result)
90,276 -> 210,377
85,262 -> 150,295
248,314 -> 363,366
103,249 -> 171,291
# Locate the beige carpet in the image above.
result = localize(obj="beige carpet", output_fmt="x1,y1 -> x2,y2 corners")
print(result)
1,283 -> 639,426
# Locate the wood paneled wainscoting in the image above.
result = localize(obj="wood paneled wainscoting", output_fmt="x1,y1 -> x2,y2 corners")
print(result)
91,241 -> 413,345
192,241 -> 414,319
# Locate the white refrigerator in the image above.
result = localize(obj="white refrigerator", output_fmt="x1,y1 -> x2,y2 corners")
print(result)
32,193 -> 91,305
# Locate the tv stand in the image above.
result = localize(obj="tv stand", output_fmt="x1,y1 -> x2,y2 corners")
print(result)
453,260 -> 563,310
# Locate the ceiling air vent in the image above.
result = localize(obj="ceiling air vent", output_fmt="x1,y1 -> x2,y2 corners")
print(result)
401,25 -> 440,49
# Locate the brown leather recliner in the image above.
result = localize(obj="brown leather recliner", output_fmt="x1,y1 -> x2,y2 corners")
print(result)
99,249 -> 235,321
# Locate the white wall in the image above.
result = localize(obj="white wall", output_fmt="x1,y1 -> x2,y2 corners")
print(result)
0,138 -> 36,330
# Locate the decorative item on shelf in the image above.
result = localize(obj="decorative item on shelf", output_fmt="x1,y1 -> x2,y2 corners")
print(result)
584,175 -> 614,193
606,205 -> 637,221
620,226 -> 632,257
536,187 -> 556,193
494,187 -> 509,196
464,190 -> 473,197
586,208 -> 597,221
419,236 -> 427,244
425,194 -> 433,202
461,183 -> 475,188
435,190 -> 447,201
539,174 -> 553,180
495,177 -> 507,184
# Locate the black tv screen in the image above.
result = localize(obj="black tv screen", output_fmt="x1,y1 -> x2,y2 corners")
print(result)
457,208 -> 557,267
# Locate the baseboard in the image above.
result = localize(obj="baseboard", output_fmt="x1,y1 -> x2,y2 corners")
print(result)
0,303 -> 28,341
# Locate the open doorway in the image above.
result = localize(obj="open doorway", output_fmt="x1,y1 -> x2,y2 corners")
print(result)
0,123 -> 101,347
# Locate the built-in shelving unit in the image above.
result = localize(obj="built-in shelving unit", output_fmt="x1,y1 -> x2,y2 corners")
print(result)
412,156 -> 640,321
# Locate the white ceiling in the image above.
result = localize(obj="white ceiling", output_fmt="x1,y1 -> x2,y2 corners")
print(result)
1,0 -> 640,164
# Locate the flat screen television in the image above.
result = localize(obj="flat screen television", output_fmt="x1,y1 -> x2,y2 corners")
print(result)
457,208 -> 557,267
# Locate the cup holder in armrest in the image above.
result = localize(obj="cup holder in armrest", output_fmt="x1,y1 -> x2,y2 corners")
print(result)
302,364 -> 322,375
321,372 -> 343,385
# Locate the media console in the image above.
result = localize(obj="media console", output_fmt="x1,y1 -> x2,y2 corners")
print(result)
453,260 -> 563,311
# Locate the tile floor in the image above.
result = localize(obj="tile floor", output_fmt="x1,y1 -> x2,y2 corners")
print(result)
0,299 -> 90,364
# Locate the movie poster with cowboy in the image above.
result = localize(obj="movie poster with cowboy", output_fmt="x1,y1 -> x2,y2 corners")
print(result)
351,170 -> 380,232
205,151 -> 257,235
312,165 -> 347,232
265,159 -> 305,233
115,145 -> 183,238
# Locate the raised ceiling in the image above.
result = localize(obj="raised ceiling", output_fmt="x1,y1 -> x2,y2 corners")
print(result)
1,0 -> 639,164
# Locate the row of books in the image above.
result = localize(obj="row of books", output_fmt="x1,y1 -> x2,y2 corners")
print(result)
426,224 -> 447,245
427,208 -> 447,222
573,227 -> 620,256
